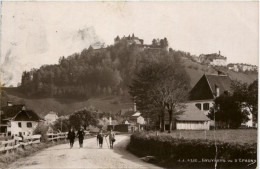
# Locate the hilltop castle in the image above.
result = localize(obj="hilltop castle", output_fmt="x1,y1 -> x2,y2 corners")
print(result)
114,34 -> 168,50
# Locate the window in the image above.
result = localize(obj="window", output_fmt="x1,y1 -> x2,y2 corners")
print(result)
27,122 -> 32,128
18,122 -> 22,128
203,103 -> 210,110
195,103 -> 201,110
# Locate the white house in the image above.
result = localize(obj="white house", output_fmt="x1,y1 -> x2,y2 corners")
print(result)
1,103 -> 42,136
44,111 -> 59,125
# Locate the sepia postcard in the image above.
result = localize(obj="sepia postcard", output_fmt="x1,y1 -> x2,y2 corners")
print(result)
0,1 -> 258,169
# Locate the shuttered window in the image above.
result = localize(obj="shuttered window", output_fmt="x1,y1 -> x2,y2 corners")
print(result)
203,103 -> 210,110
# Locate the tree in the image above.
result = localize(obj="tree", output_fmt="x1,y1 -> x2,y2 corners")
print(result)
232,80 -> 258,123
53,117 -> 70,132
129,54 -> 190,132
69,108 -> 98,130
208,94 -> 250,128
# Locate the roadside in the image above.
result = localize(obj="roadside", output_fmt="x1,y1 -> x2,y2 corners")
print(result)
0,135 -> 93,169
7,135 -> 161,169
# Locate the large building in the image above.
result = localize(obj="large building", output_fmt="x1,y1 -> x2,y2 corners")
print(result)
44,111 -> 59,125
0,102 -> 42,136
199,51 -> 227,66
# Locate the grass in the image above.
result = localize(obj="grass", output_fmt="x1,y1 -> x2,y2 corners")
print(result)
151,129 -> 257,144
182,57 -> 257,87
2,93 -> 132,117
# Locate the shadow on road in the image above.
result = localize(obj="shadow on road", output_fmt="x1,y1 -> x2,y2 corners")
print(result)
112,135 -> 160,169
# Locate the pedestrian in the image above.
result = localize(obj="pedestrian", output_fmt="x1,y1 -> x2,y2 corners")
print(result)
108,129 -> 116,149
67,128 -> 75,148
77,127 -> 85,148
97,130 -> 105,148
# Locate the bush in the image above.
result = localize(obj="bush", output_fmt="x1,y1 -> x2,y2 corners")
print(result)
128,132 -> 257,168
33,123 -> 49,142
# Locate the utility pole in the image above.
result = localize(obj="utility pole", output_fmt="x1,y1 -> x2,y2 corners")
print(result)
61,120 -> 63,132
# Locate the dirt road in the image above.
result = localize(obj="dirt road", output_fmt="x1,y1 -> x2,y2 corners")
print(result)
7,135 -> 162,169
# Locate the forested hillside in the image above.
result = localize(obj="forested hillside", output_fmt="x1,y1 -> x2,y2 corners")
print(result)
1,36 -> 257,116
20,38 -> 176,98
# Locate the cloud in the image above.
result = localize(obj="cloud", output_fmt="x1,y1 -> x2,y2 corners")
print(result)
1,26 -> 104,86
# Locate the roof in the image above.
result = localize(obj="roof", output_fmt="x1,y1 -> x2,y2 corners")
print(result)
190,74 -> 232,100
165,103 -> 210,122
1,105 -> 41,121
1,105 -> 24,119
205,74 -> 232,96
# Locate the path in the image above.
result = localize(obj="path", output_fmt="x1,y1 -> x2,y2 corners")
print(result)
7,135 -> 162,169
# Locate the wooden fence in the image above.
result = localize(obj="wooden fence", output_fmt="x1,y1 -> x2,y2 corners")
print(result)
47,131 -> 90,141
0,135 -> 41,153
0,131 -> 91,153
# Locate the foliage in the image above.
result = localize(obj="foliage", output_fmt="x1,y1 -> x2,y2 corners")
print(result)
208,80 -> 258,128
129,53 -> 190,132
69,108 -> 99,130
52,117 -> 70,132
208,94 -> 250,128
128,132 -> 257,168
19,38 -> 193,99
33,123 -> 49,142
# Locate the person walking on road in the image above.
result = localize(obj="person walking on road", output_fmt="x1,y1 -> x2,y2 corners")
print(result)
67,128 -> 76,148
108,129 -> 116,149
77,127 -> 85,148
97,130 -> 105,148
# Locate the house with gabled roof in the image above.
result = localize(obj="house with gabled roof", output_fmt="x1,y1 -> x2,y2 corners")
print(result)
162,72 -> 232,130
164,103 -> 210,130
0,102 -> 42,136
189,72 -> 232,116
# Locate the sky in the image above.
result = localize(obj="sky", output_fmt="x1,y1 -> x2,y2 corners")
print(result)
0,1 -> 259,86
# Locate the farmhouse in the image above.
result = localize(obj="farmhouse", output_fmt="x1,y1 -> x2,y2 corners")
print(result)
113,103 -> 146,132
162,72 -> 233,130
0,102 -> 42,136
189,73 -> 232,115
44,110 -> 59,125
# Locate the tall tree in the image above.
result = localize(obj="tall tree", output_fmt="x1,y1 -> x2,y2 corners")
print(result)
129,54 -> 190,132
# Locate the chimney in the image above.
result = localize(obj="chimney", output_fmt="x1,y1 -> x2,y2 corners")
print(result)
134,102 -> 137,112
22,106 -> 26,110
109,116 -> 112,125
7,101 -> 13,107
215,85 -> 220,97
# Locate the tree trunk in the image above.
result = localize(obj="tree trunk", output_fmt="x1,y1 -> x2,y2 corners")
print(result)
161,110 -> 165,132
158,115 -> 162,131
168,110 -> 173,133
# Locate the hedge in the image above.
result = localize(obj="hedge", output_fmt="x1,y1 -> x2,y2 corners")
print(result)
128,132 -> 257,168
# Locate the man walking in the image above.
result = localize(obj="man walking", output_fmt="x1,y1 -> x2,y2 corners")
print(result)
77,127 -> 85,148
108,129 -> 116,149
67,128 -> 76,148
97,130 -> 105,148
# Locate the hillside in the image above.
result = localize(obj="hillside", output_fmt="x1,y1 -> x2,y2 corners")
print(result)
1,58 -> 257,117
1,90 -> 132,117
182,57 -> 257,87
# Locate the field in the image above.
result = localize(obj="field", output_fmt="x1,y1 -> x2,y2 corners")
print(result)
156,129 -> 257,144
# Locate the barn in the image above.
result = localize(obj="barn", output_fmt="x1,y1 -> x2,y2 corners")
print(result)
164,103 -> 210,130
175,103 -> 210,130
